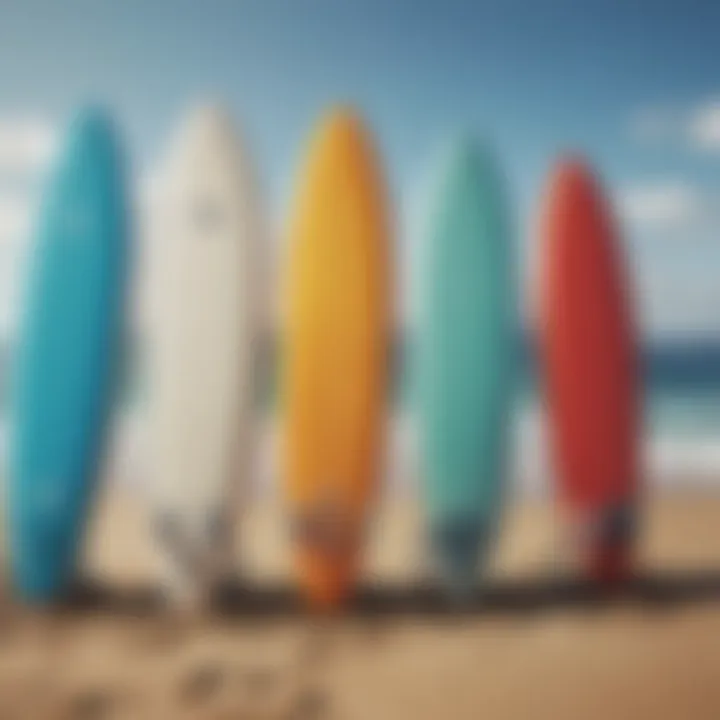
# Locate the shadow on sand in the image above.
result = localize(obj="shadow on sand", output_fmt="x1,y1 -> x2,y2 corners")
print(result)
48,570 -> 720,620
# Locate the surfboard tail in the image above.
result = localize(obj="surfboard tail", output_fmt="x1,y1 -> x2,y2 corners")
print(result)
591,501 -> 636,584
295,550 -> 358,611
10,537 -> 76,604
566,500 -> 637,584
429,516 -> 492,603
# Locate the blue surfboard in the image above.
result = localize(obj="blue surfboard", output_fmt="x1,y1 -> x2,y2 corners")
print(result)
10,108 -> 129,602
415,139 -> 515,599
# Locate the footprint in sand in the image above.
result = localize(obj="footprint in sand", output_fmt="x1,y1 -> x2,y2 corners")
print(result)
286,686 -> 329,720
61,688 -> 119,720
178,662 -> 227,707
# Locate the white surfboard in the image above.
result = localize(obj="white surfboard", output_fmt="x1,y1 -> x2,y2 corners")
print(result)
147,105 -> 265,603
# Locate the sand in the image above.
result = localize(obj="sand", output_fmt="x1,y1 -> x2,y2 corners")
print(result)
1,487 -> 720,719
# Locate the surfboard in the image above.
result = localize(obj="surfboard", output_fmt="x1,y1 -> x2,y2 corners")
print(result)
538,157 -> 639,584
415,139 -> 515,598
148,105 -> 264,603
10,108 -> 130,603
282,108 -> 391,610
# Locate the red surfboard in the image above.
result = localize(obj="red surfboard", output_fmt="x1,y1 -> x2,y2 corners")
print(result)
538,157 -> 639,584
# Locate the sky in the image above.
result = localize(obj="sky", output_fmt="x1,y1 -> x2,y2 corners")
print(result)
0,0 -> 720,340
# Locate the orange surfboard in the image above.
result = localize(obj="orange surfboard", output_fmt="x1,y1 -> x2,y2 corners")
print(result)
282,108 -> 391,609
538,157 -> 639,584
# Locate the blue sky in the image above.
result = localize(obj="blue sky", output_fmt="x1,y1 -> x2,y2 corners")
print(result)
1,0 -> 719,338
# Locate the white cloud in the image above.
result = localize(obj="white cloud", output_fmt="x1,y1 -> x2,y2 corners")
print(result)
688,100 -> 720,152
617,181 -> 703,230
629,97 -> 720,154
0,118 -> 55,175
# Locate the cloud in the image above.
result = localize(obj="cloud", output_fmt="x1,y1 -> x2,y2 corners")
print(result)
0,118 -> 55,175
617,181 -> 703,230
629,97 -> 720,154
688,100 -> 720,152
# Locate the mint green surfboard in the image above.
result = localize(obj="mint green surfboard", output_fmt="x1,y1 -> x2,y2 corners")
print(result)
415,139 -> 515,598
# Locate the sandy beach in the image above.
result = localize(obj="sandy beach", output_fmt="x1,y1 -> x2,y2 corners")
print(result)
0,487 -> 719,719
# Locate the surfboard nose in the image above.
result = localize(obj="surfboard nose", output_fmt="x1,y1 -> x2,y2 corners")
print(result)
61,106 -> 118,159
430,517 -> 488,602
